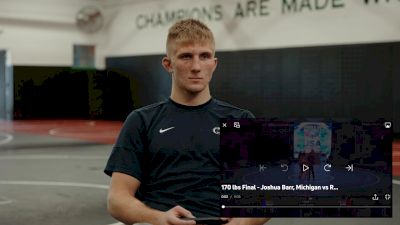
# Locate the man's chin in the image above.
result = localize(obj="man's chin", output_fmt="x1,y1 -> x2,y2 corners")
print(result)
185,86 -> 206,94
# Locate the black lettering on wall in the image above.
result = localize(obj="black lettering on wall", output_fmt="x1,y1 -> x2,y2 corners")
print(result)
202,6 -> 213,20
282,0 -> 297,14
332,0 -> 344,8
234,2 -> 246,18
177,9 -> 186,20
365,0 -> 392,4
164,11 -> 177,23
136,4 -> 225,29
235,0 -> 271,18
190,8 -> 201,20
247,0 -> 258,17
147,14 -> 155,27
316,0 -> 329,10
300,0 -> 312,12
214,4 -> 223,20
282,0 -> 344,14
153,13 -> 163,27
260,0 -> 270,16
136,14 -> 147,29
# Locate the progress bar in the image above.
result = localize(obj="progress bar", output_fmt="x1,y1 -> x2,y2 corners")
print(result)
221,205 -> 391,209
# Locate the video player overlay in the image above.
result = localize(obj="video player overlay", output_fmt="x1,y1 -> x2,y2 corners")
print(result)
220,119 -> 392,217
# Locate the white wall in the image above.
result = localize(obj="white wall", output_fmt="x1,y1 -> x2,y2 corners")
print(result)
103,0 -> 400,58
0,0 -> 399,68
0,0 -> 107,67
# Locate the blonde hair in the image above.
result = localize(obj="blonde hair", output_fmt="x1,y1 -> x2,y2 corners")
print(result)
166,19 -> 215,56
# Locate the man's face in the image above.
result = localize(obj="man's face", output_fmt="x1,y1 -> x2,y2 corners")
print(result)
163,40 -> 217,95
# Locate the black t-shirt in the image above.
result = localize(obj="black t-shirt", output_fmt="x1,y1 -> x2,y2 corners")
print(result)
104,98 -> 254,217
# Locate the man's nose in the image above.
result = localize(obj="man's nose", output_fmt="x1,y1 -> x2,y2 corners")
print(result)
191,57 -> 201,73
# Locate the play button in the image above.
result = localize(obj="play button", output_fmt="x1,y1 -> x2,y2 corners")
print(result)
302,164 -> 309,172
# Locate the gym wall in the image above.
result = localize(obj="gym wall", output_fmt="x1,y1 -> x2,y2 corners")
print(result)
13,66 -> 134,120
106,42 -> 400,133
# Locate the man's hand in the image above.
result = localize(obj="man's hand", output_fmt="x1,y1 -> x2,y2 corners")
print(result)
157,205 -> 196,225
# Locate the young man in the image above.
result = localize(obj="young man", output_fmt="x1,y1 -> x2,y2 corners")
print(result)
105,19 -> 269,225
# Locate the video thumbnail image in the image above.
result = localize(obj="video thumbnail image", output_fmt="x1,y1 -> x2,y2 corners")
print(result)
220,119 -> 392,217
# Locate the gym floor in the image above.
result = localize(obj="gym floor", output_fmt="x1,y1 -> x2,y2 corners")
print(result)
0,120 -> 399,225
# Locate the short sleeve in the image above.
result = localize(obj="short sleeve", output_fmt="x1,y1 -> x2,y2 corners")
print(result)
104,111 -> 147,181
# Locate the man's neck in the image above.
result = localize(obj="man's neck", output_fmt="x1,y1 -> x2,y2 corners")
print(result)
170,89 -> 211,106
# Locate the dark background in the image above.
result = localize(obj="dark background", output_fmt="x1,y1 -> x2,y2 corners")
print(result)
13,67 -> 133,120
106,42 -> 400,134
13,42 -> 400,134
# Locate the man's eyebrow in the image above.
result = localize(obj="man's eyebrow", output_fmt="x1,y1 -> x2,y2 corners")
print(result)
177,52 -> 193,57
200,51 -> 212,54
176,49 -> 213,56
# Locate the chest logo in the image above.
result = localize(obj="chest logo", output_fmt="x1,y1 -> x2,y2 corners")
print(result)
159,127 -> 175,133
212,127 -> 220,135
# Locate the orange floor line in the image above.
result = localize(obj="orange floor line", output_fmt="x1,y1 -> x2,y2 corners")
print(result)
0,119 -> 123,144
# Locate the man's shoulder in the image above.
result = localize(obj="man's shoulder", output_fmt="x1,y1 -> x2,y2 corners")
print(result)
124,99 -> 170,123
135,99 -> 169,113
213,99 -> 245,110
212,98 -> 255,118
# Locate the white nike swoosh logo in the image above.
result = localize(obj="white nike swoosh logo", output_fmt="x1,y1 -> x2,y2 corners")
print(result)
159,127 -> 175,133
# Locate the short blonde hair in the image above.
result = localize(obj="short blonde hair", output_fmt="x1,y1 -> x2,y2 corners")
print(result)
166,19 -> 215,56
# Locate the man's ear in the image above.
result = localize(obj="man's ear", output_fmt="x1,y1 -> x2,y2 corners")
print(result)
162,56 -> 172,73
212,57 -> 218,71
